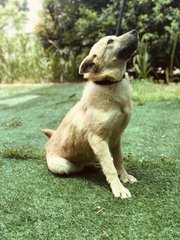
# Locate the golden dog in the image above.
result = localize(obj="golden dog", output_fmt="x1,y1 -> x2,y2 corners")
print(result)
43,30 -> 139,199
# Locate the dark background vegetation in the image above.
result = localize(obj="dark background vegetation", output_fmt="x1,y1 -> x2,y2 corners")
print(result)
0,0 -> 179,83
39,0 -> 179,68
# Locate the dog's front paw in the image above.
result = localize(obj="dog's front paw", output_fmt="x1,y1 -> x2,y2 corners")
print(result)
120,174 -> 137,184
112,185 -> 132,199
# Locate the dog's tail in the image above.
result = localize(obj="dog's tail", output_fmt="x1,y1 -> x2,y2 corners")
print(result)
46,154 -> 84,174
42,128 -> 55,138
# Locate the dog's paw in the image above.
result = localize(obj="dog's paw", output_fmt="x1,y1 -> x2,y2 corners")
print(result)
120,174 -> 137,184
112,186 -> 132,199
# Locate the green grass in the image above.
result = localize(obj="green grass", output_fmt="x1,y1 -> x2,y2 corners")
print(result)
0,81 -> 180,240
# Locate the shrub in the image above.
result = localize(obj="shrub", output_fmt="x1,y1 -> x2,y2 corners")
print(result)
38,0 -> 179,82
133,34 -> 153,80
0,34 -> 51,83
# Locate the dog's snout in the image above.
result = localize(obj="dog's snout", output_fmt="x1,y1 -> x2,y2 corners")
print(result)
130,29 -> 137,35
117,29 -> 139,60
129,29 -> 139,41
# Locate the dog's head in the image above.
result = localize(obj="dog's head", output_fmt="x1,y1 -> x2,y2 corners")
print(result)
79,30 -> 139,82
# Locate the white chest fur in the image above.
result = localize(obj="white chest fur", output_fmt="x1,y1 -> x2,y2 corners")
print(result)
81,79 -> 132,141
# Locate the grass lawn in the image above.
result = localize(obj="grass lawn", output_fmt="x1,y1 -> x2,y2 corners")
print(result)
0,81 -> 180,240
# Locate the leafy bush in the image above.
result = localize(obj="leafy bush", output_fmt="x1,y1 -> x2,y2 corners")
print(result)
133,34 -> 153,80
0,34 -> 51,83
0,33 -> 79,83
0,0 -> 179,82
119,0 -> 180,69
0,0 -> 52,83
38,0 -> 179,81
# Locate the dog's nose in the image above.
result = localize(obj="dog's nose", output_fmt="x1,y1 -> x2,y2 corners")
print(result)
130,29 -> 137,35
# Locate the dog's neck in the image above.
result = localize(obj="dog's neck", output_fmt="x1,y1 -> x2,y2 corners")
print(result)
94,79 -> 120,85
94,76 -> 124,86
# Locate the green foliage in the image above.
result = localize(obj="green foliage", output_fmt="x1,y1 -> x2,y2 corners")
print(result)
0,32 -> 82,82
0,34 -> 50,83
0,32 -> 81,83
38,0 -> 179,82
0,0 -> 27,32
133,34 -> 153,80
0,0 -> 49,83
0,0 -> 179,82
37,0 -> 112,81
38,0 -> 113,55
166,32 -> 179,82
0,0 -> 77,83
47,49 -> 79,82
121,0 -> 180,69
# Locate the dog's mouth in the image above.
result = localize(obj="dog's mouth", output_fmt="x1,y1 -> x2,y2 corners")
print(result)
117,38 -> 139,60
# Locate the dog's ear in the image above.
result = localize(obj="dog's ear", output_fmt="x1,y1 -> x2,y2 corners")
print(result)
42,128 -> 55,138
79,55 -> 99,75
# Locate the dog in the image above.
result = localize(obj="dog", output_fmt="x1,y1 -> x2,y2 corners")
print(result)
43,30 -> 139,199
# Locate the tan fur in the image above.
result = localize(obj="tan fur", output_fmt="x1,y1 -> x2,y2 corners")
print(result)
44,30 -> 139,199
42,129 -> 55,138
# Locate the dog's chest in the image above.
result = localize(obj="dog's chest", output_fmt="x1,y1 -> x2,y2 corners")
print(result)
83,79 -> 132,135
91,99 -> 131,133
112,101 -> 132,128
106,91 -> 132,144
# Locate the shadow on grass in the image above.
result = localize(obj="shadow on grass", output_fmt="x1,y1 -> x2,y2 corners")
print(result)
0,85 -> 83,122
49,159 -> 178,196
1,138 -> 179,198
51,165 -> 108,190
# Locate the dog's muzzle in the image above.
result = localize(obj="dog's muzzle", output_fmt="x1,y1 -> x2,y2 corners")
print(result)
117,29 -> 139,60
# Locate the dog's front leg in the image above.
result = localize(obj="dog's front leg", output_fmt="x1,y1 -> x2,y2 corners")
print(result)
112,140 -> 137,184
89,135 -> 131,199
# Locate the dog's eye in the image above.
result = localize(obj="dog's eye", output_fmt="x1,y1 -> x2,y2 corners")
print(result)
107,39 -> 114,44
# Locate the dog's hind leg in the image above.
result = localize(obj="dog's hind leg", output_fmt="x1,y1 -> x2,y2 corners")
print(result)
46,154 -> 84,175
